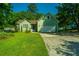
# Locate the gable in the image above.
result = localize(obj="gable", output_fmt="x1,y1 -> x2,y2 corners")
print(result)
43,19 -> 57,26
16,20 -> 30,25
38,15 -> 58,26
21,20 -> 29,24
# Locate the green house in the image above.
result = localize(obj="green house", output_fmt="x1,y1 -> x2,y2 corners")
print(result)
16,13 -> 58,33
37,13 -> 58,32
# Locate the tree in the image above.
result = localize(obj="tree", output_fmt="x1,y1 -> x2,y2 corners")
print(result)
57,3 -> 79,32
14,11 -> 43,21
15,11 -> 27,20
27,3 -> 37,13
27,3 -> 38,20
35,13 -> 44,20
0,3 -> 13,28
25,3 -> 43,20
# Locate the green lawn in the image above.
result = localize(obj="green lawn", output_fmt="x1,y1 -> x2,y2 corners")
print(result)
0,32 -> 48,56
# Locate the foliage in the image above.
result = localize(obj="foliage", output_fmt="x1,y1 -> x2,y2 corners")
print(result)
57,3 -> 79,31
27,3 -> 37,13
0,3 -> 44,28
0,3 -> 13,28
26,3 -> 43,20
26,12 -> 43,20
13,11 -> 43,21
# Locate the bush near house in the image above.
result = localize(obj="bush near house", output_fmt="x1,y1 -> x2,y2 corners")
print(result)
0,32 -> 14,40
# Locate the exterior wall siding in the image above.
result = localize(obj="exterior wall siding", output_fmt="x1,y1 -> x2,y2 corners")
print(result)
37,19 -> 44,32
37,16 -> 58,32
16,20 -> 31,32
39,26 -> 56,32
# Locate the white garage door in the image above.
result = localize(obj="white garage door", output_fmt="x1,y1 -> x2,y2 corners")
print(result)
40,26 -> 56,32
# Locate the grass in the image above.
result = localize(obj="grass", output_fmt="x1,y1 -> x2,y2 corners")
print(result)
0,32 -> 48,56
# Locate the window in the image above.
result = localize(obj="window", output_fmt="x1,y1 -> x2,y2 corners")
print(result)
47,15 -> 51,19
23,24 -> 28,28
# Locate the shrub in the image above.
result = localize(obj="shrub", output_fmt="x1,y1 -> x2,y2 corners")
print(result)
0,32 -> 14,40
25,30 -> 31,33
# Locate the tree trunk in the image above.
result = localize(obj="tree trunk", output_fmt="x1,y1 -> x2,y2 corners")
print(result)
75,18 -> 79,32
76,24 -> 79,32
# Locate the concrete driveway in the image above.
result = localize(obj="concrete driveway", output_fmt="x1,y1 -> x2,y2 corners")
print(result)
40,33 -> 79,56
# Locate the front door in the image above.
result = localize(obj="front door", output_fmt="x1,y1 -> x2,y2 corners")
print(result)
31,24 -> 37,32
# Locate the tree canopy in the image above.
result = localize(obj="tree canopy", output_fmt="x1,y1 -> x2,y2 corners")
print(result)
27,3 -> 37,13
0,3 -> 13,28
0,3 -> 44,29
57,3 -> 79,31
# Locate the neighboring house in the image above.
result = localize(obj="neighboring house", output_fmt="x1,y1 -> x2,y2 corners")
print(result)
37,14 -> 58,32
16,20 -> 31,32
4,27 -> 15,32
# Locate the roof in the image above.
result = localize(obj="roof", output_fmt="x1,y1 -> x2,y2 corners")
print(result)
16,20 -> 27,24
16,19 -> 38,25
16,20 -> 24,24
28,20 -> 38,24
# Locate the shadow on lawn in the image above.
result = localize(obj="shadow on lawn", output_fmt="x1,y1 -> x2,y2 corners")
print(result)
55,40 -> 79,56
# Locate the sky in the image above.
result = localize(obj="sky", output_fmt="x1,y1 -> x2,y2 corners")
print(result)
12,3 -> 58,15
